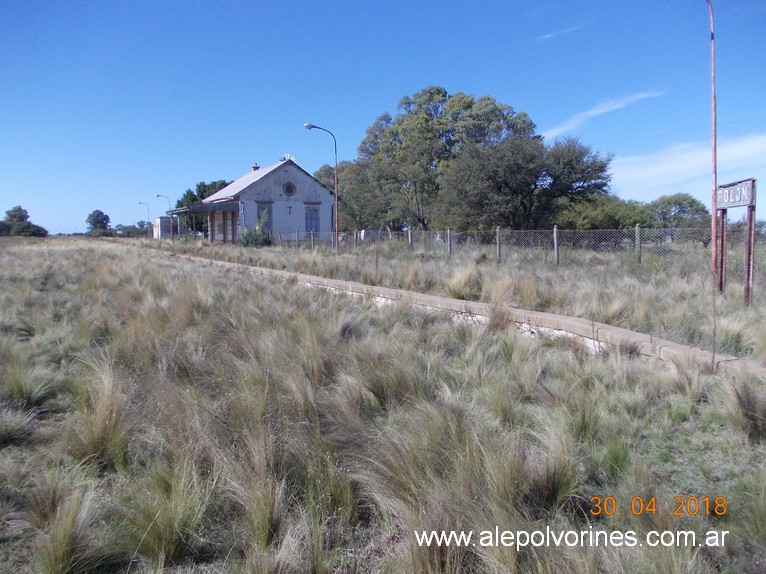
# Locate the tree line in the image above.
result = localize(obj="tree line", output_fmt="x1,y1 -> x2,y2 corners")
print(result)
308,86 -> 711,232
178,86 -> 712,234
0,206 -> 48,237
65,86 -> 715,238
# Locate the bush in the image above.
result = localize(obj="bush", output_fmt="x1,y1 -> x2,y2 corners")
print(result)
86,228 -> 115,238
10,221 -> 48,237
238,227 -> 272,248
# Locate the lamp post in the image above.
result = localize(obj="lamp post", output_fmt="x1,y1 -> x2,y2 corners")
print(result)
138,201 -> 151,239
304,123 -> 338,251
707,0 -> 718,281
155,194 -> 174,243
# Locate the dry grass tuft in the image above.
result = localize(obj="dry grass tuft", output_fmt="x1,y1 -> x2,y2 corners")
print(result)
729,375 -> 766,443
66,352 -> 133,471
1,238 -> 765,572
117,452 -> 221,568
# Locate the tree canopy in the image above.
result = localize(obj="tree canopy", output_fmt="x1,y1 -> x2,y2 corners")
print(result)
176,180 -> 230,234
555,193 -> 712,230
0,206 -> 48,237
325,86 -> 613,231
86,210 -> 111,232
645,193 -> 710,229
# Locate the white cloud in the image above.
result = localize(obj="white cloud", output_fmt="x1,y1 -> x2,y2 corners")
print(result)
535,25 -> 584,41
610,132 -> 766,219
542,92 -> 664,140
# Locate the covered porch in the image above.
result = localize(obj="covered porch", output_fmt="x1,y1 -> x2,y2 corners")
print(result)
169,201 -> 240,243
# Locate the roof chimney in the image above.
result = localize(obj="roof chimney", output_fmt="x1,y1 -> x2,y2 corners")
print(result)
251,162 -> 259,171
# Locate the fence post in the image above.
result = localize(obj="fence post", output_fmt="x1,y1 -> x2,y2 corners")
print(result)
553,225 -> 560,266
295,230 -> 299,247
447,228 -> 452,258
408,228 -> 413,249
635,223 -> 642,264
496,226 -> 501,264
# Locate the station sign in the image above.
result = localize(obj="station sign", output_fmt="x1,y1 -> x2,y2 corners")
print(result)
714,177 -> 757,305
717,178 -> 755,209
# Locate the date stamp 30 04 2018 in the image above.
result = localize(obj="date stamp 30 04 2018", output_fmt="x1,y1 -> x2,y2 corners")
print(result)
589,495 -> 727,518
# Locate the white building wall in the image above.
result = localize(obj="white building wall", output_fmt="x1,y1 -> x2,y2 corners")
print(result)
239,163 -> 333,240
153,216 -> 178,239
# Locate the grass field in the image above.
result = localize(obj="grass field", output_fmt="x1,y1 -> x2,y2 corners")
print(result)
163,235 -> 766,360
1,237 -> 765,573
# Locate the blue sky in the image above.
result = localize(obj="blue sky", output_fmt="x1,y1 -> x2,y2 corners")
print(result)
1,0 -> 764,234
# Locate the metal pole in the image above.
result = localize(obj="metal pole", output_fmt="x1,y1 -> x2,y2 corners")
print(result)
304,123 -> 339,252
707,0 -> 718,279
138,202 -> 151,238
554,225 -> 560,266
635,223 -> 642,264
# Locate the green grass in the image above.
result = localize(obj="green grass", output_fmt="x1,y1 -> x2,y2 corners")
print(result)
0,236 -> 764,572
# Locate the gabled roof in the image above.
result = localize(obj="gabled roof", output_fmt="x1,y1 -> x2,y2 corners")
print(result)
202,159 -> 333,204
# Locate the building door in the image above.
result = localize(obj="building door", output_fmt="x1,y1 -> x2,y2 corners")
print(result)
305,207 -> 319,233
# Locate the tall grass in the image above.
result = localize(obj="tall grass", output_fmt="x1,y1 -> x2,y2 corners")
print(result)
116,452 -> 221,568
26,464 -> 120,573
0,403 -> 36,446
0,237 -> 764,572
66,352 -> 133,471
160,235 -> 766,360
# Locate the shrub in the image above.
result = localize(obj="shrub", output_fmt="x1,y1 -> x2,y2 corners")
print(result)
238,214 -> 272,247
238,228 -> 272,247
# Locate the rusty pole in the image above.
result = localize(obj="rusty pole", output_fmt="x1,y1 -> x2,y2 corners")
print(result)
707,0 -> 719,281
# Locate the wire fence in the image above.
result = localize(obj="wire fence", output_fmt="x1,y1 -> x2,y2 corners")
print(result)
266,225 -> 762,300
272,226 -> 758,263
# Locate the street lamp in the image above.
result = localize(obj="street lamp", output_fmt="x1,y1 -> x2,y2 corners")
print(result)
304,123 -> 338,250
138,201 -> 151,239
155,194 -> 174,243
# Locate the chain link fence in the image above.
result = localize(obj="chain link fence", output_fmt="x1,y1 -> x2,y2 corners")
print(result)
294,227 -> 760,302
266,225 -> 763,282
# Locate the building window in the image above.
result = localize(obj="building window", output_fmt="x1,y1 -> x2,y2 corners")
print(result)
283,182 -> 296,196
257,203 -> 272,232
305,207 -> 319,233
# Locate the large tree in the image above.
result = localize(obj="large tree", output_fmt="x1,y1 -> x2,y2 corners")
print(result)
356,86 -> 609,231
1,206 -> 48,237
436,135 -> 545,230
555,195 -> 652,230
86,210 -> 110,231
645,193 -> 710,229
437,136 -> 611,230
5,206 -> 30,223
357,87 -> 539,230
